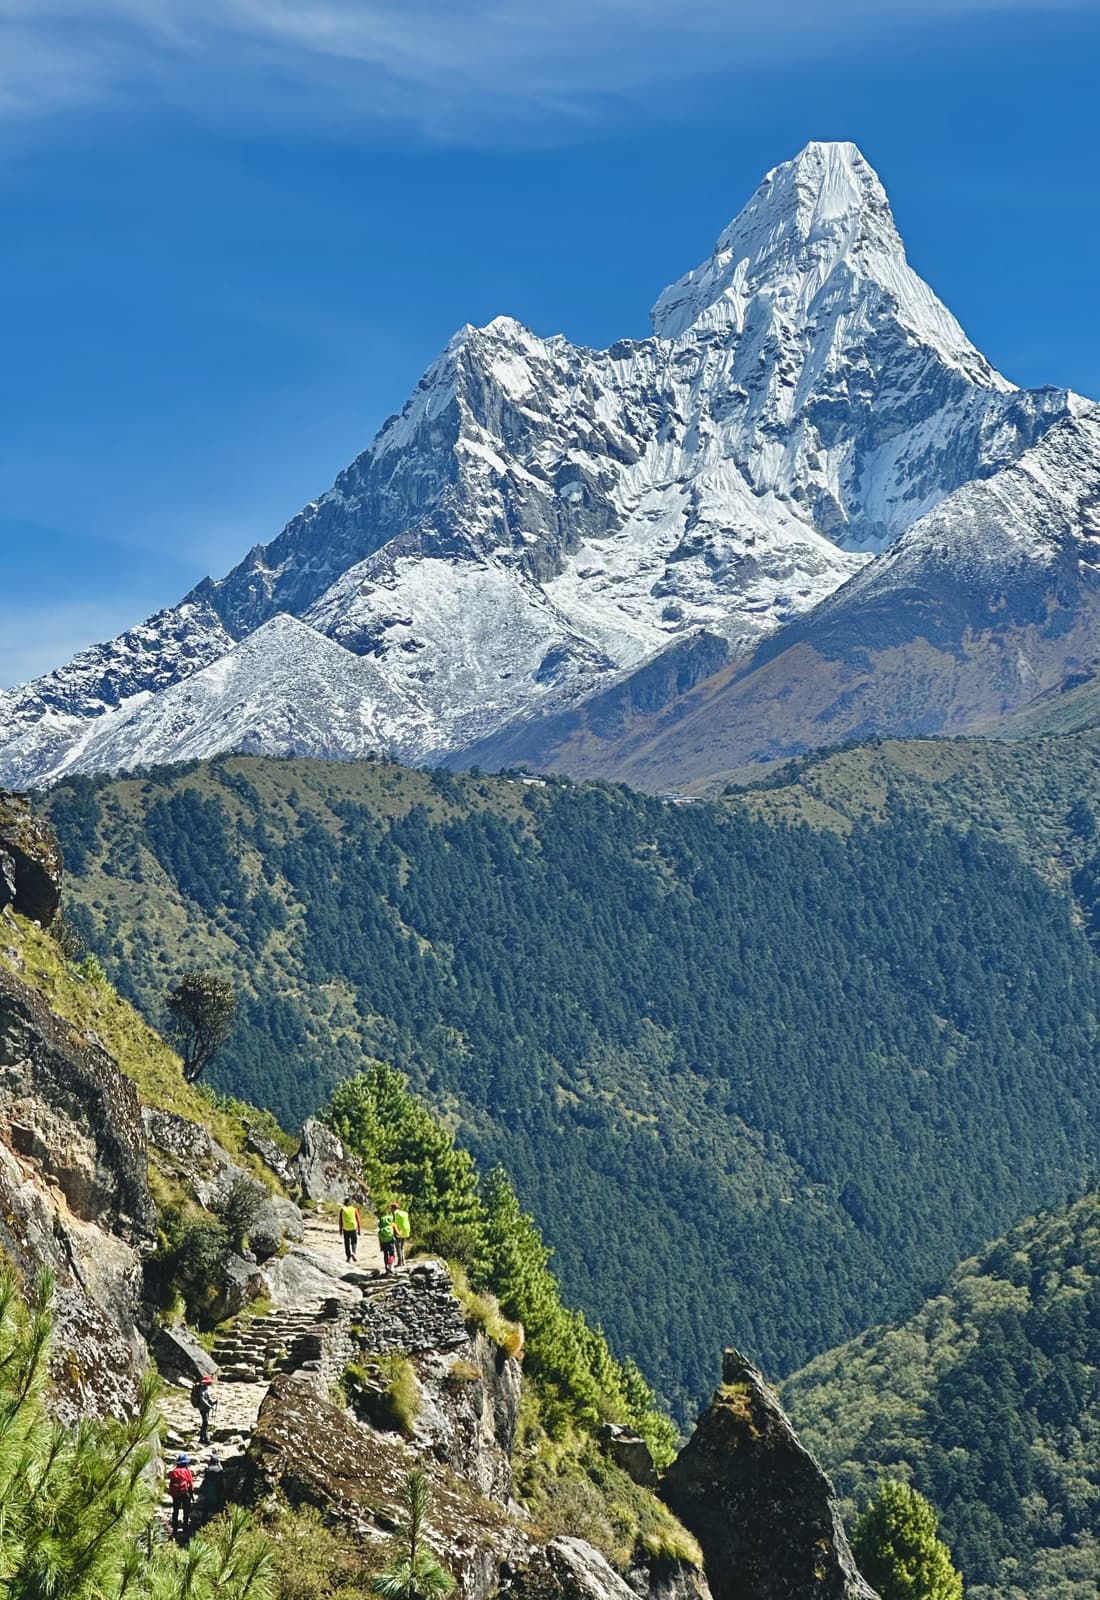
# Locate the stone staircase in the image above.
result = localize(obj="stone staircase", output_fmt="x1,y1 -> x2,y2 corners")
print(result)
156,1211 -> 384,1532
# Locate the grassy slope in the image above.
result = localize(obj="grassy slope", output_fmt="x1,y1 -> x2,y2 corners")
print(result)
5,909 -> 273,1176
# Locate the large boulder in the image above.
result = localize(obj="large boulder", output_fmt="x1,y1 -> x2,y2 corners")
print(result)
295,1118 -> 366,1204
0,793 -> 62,927
503,1539 -> 710,1600
661,1349 -> 879,1600
599,1424 -> 657,1489
209,1253 -> 270,1323
155,1323 -> 219,1384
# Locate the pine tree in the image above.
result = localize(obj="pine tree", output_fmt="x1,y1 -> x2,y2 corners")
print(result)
368,1469 -> 454,1600
0,1267 -> 273,1600
852,1480 -> 964,1600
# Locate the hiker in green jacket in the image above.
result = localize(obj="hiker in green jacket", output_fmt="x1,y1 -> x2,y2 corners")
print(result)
390,1200 -> 411,1266
338,1198 -> 362,1263
377,1206 -> 397,1274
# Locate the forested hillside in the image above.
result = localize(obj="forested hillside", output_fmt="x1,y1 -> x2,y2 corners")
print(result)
784,1187 -> 1100,1600
41,752 -> 1100,1417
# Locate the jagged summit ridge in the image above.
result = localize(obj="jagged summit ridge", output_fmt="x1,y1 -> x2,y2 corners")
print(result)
0,142 -> 1087,786
652,139 -> 1009,391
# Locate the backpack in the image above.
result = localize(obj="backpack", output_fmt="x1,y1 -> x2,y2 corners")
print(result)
378,1217 -> 394,1244
190,1381 -> 204,1410
167,1467 -> 193,1500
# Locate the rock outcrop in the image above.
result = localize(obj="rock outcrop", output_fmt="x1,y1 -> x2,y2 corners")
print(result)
142,1105 -> 304,1266
244,1374 -> 534,1600
661,1349 -> 879,1600
0,957 -> 155,1419
0,792 -> 62,927
295,1117 -> 366,1204
246,1375 -> 704,1600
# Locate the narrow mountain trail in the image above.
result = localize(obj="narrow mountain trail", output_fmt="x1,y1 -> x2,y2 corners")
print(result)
156,1211 -> 385,1523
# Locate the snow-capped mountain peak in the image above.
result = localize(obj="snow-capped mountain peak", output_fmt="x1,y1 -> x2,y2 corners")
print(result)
0,142 -> 1091,789
651,139 -> 1010,395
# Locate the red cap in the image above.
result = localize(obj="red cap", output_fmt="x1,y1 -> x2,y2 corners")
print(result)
201,1375 -> 213,1384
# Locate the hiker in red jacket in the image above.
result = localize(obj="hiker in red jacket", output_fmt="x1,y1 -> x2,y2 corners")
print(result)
168,1453 -> 195,1539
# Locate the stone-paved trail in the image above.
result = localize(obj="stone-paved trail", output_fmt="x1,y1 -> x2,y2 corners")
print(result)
157,1211 -> 385,1523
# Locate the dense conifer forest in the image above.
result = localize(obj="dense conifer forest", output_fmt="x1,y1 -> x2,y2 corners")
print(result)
41,751 -> 1100,1417
785,1187 -> 1100,1600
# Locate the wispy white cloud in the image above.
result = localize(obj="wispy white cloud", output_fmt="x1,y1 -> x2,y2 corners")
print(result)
1,0 -> 1095,140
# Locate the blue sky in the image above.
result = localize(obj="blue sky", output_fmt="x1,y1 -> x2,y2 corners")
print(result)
2,0 -> 1099,686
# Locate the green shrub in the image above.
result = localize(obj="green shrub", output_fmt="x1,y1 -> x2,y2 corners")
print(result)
260,1498 -> 380,1600
344,1356 -> 420,1435
217,1174 -> 270,1252
145,1203 -> 231,1325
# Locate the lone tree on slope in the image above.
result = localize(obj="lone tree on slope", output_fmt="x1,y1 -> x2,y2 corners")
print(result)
166,971 -> 238,1083
369,1468 -> 455,1600
851,1480 -> 963,1600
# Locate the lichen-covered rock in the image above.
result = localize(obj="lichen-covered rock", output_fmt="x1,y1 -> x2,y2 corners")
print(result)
143,1107 -> 216,1170
505,1538 -> 640,1600
0,966 -> 154,1239
272,1195 -> 305,1243
661,1349 -> 879,1600
296,1118 -> 366,1204
243,1374 -> 536,1600
0,963 -> 155,1419
411,1327 -> 522,1503
0,793 -> 62,927
244,1122 -> 297,1189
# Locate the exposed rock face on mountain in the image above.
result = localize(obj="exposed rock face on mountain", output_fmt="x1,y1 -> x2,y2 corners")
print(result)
0,791 -> 62,925
488,402 -> 1100,788
246,1374 -> 707,1600
0,952 -> 155,1420
2,140 -> 1091,789
662,1349 -> 879,1600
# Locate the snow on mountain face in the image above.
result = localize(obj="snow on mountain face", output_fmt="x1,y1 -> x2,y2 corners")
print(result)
0,141 -> 1086,785
45,615 -> 420,776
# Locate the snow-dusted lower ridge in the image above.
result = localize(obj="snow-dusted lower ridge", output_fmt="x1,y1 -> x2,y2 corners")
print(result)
0,140 -> 1093,786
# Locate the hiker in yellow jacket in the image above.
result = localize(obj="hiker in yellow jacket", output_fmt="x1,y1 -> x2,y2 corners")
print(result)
338,1197 -> 361,1263
390,1200 -> 411,1266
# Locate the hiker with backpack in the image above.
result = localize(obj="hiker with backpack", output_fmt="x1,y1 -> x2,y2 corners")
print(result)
390,1199 -> 411,1266
167,1454 -> 195,1539
377,1206 -> 397,1274
190,1373 -> 218,1444
198,1454 -> 226,1523
338,1198 -> 362,1263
